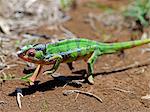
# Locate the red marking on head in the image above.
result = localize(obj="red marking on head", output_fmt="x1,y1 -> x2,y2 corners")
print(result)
26,49 -> 35,57
18,48 -> 36,62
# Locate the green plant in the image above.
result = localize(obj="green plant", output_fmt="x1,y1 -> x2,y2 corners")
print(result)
0,72 -> 33,83
84,1 -> 113,11
124,0 -> 150,27
0,73 -> 15,82
60,0 -> 75,11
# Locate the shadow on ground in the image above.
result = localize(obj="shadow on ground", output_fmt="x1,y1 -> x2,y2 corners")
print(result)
9,75 -> 84,96
9,62 -> 149,97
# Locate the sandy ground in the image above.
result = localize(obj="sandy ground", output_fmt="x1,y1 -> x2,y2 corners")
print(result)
1,0 -> 150,112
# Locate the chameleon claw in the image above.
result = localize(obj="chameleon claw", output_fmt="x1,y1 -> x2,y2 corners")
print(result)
88,75 -> 94,85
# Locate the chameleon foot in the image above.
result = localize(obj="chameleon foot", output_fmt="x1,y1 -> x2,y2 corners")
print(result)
88,75 -> 94,85
21,74 -> 35,85
28,77 -> 35,86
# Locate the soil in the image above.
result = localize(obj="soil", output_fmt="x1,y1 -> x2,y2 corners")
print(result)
1,0 -> 150,112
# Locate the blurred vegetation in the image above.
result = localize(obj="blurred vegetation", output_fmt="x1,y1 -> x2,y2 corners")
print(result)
0,73 -> 15,82
60,0 -> 76,11
124,0 -> 150,27
84,1 -> 113,11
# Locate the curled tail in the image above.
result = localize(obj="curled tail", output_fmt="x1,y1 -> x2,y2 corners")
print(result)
100,39 -> 150,54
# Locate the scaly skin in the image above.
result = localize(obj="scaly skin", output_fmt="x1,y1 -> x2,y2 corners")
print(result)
17,38 -> 150,84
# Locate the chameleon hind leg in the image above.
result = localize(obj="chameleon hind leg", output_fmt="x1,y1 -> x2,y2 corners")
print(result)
87,49 -> 101,84
43,55 -> 63,75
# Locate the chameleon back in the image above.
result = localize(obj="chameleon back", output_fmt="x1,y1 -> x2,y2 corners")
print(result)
45,38 -> 99,62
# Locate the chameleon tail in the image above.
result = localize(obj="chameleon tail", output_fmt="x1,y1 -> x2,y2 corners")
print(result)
100,39 -> 150,54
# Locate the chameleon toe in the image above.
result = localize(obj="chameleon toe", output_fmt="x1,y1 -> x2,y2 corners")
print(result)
29,81 -> 35,86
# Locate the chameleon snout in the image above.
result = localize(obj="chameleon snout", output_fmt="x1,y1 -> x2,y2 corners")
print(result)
17,51 -> 22,57
17,51 -> 25,58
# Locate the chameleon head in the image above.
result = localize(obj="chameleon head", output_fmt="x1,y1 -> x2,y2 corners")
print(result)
17,44 -> 46,64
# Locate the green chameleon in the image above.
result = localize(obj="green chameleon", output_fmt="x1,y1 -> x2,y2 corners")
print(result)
17,38 -> 150,85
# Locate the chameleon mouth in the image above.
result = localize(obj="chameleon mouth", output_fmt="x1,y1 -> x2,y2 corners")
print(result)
19,55 -> 31,62
17,51 -> 56,64
17,51 -> 32,62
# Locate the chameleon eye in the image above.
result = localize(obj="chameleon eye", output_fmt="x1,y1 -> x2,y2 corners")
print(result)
28,52 -> 35,57
27,49 -> 35,57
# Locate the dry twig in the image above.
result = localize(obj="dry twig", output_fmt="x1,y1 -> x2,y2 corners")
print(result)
141,94 -> 150,100
104,87 -> 135,94
63,89 -> 102,103
0,101 -> 6,104
16,88 -> 23,109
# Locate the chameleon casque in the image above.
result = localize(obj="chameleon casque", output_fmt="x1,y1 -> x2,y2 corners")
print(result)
17,38 -> 150,85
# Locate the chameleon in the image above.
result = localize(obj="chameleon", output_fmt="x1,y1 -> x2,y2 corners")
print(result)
17,38 -> 150,85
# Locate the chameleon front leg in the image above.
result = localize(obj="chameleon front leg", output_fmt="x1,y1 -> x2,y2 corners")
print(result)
87,49 -> 101,84
28,64 -> 42,85
43,55 -> 63,75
